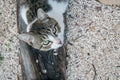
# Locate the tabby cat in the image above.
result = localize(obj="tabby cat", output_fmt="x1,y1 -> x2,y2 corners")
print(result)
19,0 -> 68,51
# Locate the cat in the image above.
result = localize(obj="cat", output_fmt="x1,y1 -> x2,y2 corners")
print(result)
19,0 -> 69,51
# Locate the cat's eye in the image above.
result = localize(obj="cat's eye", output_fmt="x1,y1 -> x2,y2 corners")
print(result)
43,40 -> 50,45
52,27 -> 56,34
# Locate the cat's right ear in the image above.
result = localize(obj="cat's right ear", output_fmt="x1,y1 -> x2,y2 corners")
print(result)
18,33 -> 34,45
37,8 -> 48,21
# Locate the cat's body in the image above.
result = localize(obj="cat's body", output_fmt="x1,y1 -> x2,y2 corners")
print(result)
19,0 -> 68,51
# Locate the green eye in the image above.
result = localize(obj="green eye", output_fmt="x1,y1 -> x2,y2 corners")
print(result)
52,27 -> 56,33
43,40 -> 50,45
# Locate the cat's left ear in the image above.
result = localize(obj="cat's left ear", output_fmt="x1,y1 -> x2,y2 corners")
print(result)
18,33 -> 34,46
37,8 -> 48,22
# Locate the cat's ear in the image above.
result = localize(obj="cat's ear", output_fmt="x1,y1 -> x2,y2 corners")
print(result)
37,8 -> 48,21
18,33 -> 34,45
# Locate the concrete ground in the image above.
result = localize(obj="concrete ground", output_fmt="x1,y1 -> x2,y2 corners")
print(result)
0,0 -> 120,80
0,0 -> 22,80
66,0 -> 120,80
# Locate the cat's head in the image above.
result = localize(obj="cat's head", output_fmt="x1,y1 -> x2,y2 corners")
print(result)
19,9 -> 63,51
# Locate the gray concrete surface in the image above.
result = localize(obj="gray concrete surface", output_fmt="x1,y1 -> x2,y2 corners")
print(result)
66,0 -> 120,80
0,0 -> 22,80
0,0 -> 120,80
98,0 -> 120,5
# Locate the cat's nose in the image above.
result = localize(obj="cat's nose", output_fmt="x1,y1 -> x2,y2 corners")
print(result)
56,38 -> 61,44
58,40 -> 61,44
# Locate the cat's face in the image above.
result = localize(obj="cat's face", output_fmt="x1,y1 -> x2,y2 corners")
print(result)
19,18 -> 63,51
